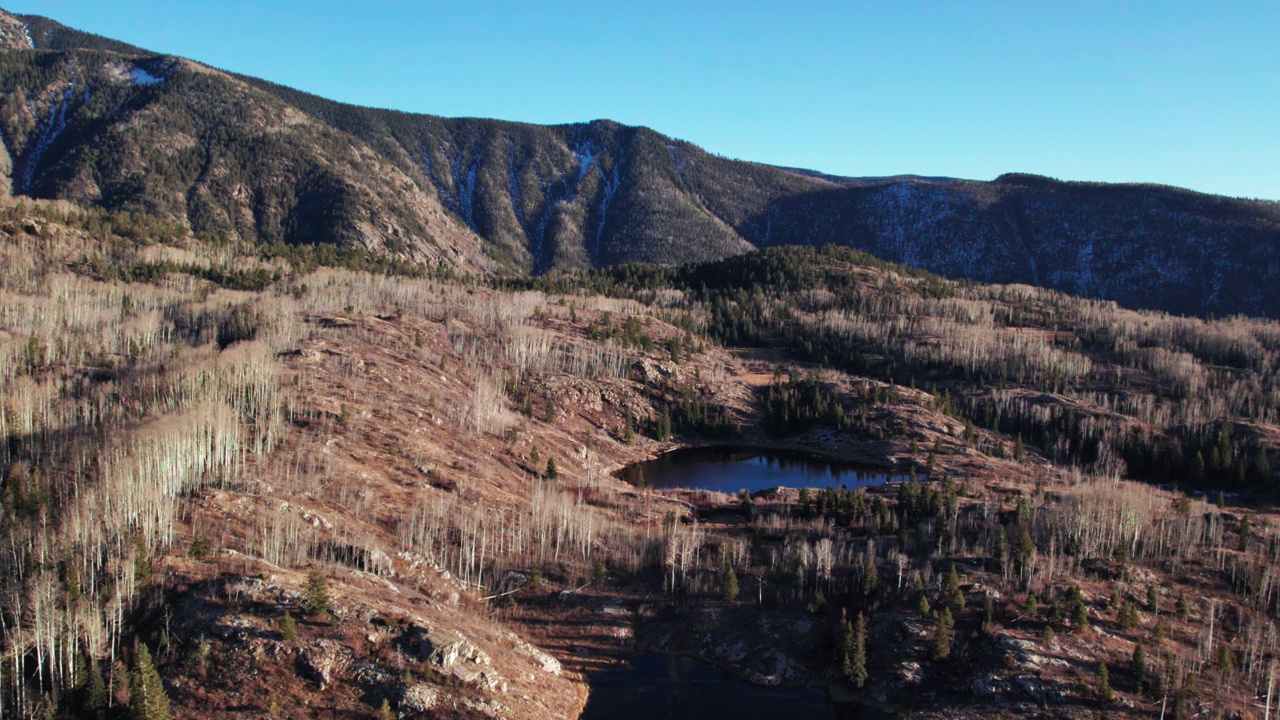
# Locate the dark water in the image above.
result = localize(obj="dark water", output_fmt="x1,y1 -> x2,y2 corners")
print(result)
617,447 -> 905,494
581,654 -> 888,720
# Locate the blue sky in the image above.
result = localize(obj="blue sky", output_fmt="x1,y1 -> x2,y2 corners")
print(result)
12,1 -> 1278,199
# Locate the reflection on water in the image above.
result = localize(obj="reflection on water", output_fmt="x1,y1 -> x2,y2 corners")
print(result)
582,654 -> 888,720
617,447 -> 905,494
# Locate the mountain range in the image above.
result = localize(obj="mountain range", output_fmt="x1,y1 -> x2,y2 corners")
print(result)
2,8 -> 1278,316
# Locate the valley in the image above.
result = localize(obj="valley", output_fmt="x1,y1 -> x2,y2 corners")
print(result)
2,198 -> 1278,719
0,7 -> 1279,720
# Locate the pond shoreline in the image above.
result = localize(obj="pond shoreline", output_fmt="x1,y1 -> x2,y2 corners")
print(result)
613,444 -> 915,495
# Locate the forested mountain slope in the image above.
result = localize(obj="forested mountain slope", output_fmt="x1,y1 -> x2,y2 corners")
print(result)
3,7 -> 1279,317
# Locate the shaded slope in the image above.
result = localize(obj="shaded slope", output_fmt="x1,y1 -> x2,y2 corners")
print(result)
0,45 -> 485,269
755,174 -> 1280,316
4,7 -> 1280,316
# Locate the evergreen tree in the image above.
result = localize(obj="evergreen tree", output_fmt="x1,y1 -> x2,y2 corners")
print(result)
1096,662 -> 1113,704
1072,598 -> 1090,631
1217,644 -> 1235,675
1147,585 -> 1160,614
929,614 -> 951,661
860,557 -> 879,596
835,616 -> 853,675
545,457 -> 558,480
188,532 -> 211,560
942,562 -> 960,598
278,611 -> 297,641
1132,644 -> 1147,694
721,562 -> 740,603
656,409 -> 671,441
993,528 -> 1008,563
129,644 -> 170,720
850,613 -> 868,688
303,570 -> 332,618
1119,602 -> 1140,630
1176,590 -> 1190,619
85,657 -> 108,714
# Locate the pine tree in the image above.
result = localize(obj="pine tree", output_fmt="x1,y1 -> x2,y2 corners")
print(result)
85,657 -> 108,713
929,615 -> 951,661
1096,662 -> 1113,703
545,457 -> 558,480
656,409 -> 671,441
1217,644 -> 1235,675
1147,585 -> 1160,614
850,613 -> 868,688
993,527 -> 1008,563
1132,644 -> 1147,694
721,562 -> 740,603
1176,590 -> 1190,619
942,562 -> 960,598
129,644 -> 170,720
835,616 -> 853,675
1073,598 -> 1090,631
278,611 -> 297,641
303,570 -> 331,618
860,557 -> 879,596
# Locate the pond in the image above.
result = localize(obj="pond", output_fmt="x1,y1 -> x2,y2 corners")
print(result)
616,447 -> 906,494
581,653 -> 889,720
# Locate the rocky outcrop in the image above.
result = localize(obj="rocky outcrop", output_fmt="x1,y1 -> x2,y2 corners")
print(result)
300,640 -> 354,689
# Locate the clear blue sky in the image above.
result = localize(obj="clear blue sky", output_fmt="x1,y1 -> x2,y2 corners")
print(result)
11,1 -> 1279,199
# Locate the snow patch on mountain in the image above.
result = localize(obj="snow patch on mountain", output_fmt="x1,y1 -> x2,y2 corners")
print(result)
506,138 -> 526,230
573,142 -> 598,183
17,91 -> 72,195
594,154 -> 622,258
130,67 -> 164,86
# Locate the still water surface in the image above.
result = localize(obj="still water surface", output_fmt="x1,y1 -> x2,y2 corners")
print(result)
617,447 -> 905,494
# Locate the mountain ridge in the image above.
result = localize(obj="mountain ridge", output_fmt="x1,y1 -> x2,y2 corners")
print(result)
2,7 -> 1278,317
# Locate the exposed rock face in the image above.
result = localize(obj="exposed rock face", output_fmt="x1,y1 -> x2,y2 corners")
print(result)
300,640 -> 354,689
400,624 -> 506,691
399,683 -> 439,714
4,8 -> 1279,316
514,640 -> 563,677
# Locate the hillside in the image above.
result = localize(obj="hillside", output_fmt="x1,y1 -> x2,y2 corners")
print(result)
1,8 -> 1278,317
2,193 -> 1280,717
